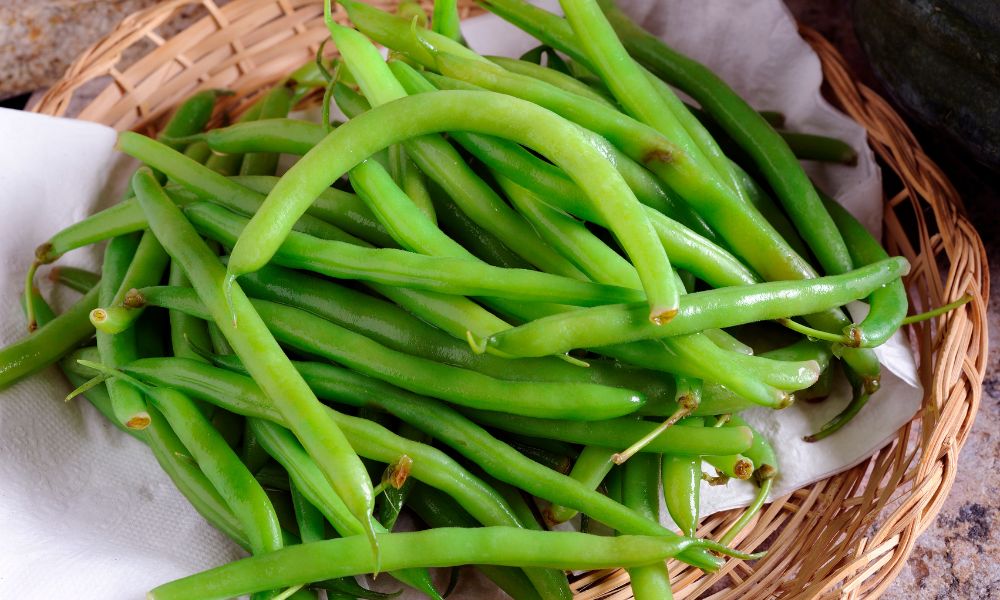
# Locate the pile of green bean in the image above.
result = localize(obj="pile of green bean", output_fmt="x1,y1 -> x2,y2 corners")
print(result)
4,1 -> 963,598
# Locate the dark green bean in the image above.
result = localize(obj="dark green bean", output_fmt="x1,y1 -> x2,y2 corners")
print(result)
661,455 -> 700,537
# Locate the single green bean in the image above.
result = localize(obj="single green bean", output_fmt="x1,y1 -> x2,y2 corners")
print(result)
662,455 -> 700,537
167,261 -> 213,362
623,454 -> 673,600
431,0 -> 462,41
147,527 -> 706,600
478,257 -> 909,358
129,167 -> 379,558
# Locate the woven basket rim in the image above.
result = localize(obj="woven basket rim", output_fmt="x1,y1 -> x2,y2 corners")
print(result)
30,1 -> 990,598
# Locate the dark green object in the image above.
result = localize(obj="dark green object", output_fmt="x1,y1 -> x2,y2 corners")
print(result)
854,0 -> 1000,169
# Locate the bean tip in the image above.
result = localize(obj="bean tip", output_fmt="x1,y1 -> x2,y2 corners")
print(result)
649,306 -> 678,326
125,412 -> 152,430
465,330 -> 487,355
89,308 -> 108,326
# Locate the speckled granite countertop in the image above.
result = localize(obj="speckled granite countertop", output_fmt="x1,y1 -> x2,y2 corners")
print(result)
3,1 -> 997,597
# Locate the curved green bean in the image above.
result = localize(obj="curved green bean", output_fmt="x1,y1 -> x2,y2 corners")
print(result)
220,89 -> 679,322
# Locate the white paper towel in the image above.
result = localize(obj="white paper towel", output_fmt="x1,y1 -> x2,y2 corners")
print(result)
0,1 -> 921,598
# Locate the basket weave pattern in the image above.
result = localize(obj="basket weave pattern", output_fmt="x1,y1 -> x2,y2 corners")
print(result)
32,2 -> 989,598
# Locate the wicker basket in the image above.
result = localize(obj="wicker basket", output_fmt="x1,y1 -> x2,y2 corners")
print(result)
32,1 -> 989,598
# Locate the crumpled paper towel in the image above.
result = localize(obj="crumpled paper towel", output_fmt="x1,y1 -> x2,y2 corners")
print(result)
0,1 -> 921,598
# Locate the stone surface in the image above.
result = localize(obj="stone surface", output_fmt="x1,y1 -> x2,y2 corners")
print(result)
786,1 -> 1000,598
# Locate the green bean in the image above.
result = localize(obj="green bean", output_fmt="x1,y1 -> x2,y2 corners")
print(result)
662,455 -> 700,537
733,161 -> 813,261
81,361 -> 283,557
349,158 -> 469,258
186,201 -> 645,307
545,446 -> 615,525
478,257 -> 909,358
464,410 -> 751,458
166,262 -> 212,362
223,90 -> 679,323
289,481 -> 325,544
391,62 -> 746,286
430,0 -> 462,42
95,233 -> 150,430
129,167 -> 379,559
249,419 -> 445,600
822,194 -> 908,348
235,264 -> 670,398
124,356 -> 732,569
49,266 -> 100,294
486,55 -> 616,106
406,66 -> 696,234
622,454 -> 673,600
0,276 -> 100,390
239,83 -> 293,176
390,146 -> 436,222
137,286 -> 645,420
804,365 -> 872,443
328,47 -> 586,282
718,416 -> 777,545
599,1 -> 854,276
147,527 -> 708,600
206,98 -> 263,176
408,485 -> 544,600
91,230 -> 171,335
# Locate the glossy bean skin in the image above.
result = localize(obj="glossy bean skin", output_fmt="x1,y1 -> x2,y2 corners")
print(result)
136,285 -> 646,420
481,257 -> 909,358
147,527 -> 702,600
662,455 -> 700,537
130,168 -> 379,557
